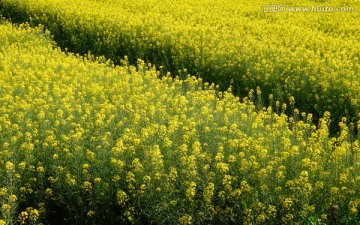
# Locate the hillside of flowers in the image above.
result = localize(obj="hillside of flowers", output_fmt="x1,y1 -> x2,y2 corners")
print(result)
0,0 -> 360,132
1,19 -> 360,224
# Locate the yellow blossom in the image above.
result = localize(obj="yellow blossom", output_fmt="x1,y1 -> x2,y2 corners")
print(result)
116,190 -> 128,206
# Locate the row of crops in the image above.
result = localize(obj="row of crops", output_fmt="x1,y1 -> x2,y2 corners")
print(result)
0,0 -> 360,132
0,18 -> 360,224
1,0 -> 360,224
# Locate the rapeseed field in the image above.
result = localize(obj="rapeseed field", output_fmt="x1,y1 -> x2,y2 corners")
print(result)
1,20 -> 360,225
1,0 -> 360,130
0,0 -> 360,224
